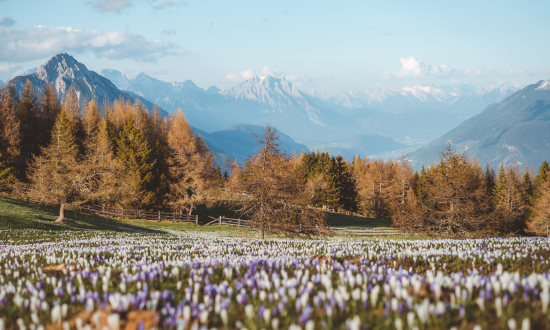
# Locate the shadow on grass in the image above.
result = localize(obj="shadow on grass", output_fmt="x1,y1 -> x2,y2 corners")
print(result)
0,195 -> 165,234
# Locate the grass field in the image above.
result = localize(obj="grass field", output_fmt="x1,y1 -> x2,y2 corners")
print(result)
0,194 -> 393,238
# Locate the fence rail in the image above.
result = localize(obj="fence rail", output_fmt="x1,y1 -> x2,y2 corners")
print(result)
204,216 -> 414,237
80,205 -> 198,224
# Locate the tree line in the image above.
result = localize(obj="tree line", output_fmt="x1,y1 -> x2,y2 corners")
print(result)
0,80 -> 217,223
1,80 -> 550,238
291,144 -> 550,237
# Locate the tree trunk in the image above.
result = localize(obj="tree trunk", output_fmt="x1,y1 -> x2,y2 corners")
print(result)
55,203 -> 65,223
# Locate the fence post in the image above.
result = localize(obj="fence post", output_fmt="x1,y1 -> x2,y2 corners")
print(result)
344,227 -> 347,236
374,227 -> 377,237
121,209 -> 124,219
195,215 -> 198,225
138,209 -> 141,219
238,218 -> 241,227
219,216 -> 222,225
158,210 -> 161,222
102,205 -> 105,214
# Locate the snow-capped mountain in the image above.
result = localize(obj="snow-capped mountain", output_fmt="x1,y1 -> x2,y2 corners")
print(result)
220,75 -> 326,126
535,78 -> 550,91
304,83 -> 522,115
98,69 -> 212,101
10,53 -> 164,115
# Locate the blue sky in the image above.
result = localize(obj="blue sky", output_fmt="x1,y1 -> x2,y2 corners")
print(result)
1,0 -> 549,92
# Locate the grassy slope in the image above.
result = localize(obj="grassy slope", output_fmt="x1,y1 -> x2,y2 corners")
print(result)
0,195 -> 161,233
0,195 -> 393,238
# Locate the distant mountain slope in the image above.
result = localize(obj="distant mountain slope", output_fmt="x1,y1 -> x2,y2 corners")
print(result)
407,79 -> 550,169
196,123 -> 310,164
9,53 -> 167,116
314,134 -> 408,161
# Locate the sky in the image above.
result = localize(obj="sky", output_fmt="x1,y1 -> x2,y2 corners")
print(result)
1,0 -> 549,93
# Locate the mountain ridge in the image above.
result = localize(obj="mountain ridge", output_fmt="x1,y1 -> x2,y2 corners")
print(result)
10,53 -> 167,116
406,79 -> 550,169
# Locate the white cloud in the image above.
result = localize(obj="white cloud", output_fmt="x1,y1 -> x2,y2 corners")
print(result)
0,64 -> 19,72
260,66 -> 283,77
383,56 -> 455,79
223,69 -> 257,82
0,16 -> 15,27
0,26 -> 178,62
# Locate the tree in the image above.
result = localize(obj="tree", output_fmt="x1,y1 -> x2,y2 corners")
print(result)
492,165 -> 528,233
62,86 -> 85,156
39,82 -> 62,149
529,161 -> 550,221
0,150 -> 16,184
116,116 -> 156,209
76,115 -> 130,207
16,80 -> 41,176
27,109 -> 79,223
528,181 -> 550,237
393,144 -> 497,238
0,84 -> 21,179
227,124 -> 327,239
166,111 -> 216,214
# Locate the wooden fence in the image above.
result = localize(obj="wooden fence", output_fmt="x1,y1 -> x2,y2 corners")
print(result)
204,216 -> 413,237
80,205 -> 198,224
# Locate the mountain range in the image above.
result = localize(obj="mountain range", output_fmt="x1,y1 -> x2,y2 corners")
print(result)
99,67 -> 520,160
407,79 -> 550,169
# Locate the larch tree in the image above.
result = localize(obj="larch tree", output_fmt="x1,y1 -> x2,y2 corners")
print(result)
227,124 -> 327,239
529,161 -> 550,221
394,144 -> 496,238
0,84 -> 20,180
27,109 -> 79,223
528,181 -> 550,237
166,110 -> 216,214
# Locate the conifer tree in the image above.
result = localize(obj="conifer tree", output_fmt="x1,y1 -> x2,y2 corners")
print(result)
116,116 -> 156,209
528,181 -> 550,237
394,144 -> 496,238
82,99 -> 101,146
166,111 -> 216,214
492,164 -> 508,208
78,115 -> 129,206
0,84 -> 21,179
62,86 -> 85,156
0,150 -> 16,184
28,109 -> 79,223
529,161 -> 550,221
215,164 -> 224,186
16,80 -> 41,176
39,82 -> 61,148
